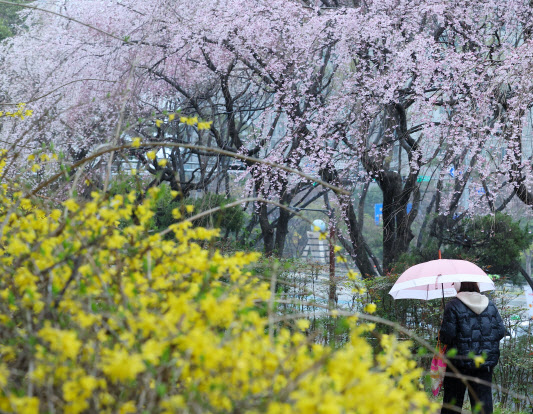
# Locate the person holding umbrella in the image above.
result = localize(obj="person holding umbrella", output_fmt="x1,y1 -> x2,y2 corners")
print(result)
438,281 -> 506,414
388,258 -> 505,413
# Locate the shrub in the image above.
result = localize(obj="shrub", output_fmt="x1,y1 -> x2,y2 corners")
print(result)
153,186 -> 246,239
0,151 -> 436,413
403,213 -> 533,281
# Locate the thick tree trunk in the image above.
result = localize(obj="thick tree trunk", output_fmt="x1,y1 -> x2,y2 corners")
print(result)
274,206 -> 290,257
380,171 -> 415,271
258,203 -> 275,256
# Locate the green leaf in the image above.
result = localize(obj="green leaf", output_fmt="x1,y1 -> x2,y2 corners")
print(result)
7,290 -> 15,305
156,383 -> 167,397
160,346 -> 171,364
417,347 -> 428,356
446,348 -> 458,357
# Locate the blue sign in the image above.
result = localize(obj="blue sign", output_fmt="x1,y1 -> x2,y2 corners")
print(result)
374,203 -> 383,225
375,203 -> 411,224
449,166 -> 455,178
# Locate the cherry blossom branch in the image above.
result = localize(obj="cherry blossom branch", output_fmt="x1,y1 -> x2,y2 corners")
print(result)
0,1 -> 168,47
0,79 -> 117,107
0,0 -> 125,42
28,142 -> 350,198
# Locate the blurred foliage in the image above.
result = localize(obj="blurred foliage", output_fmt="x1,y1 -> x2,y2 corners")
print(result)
392,213 -> 532,282
107,177 -> 247,239
107,172 -> 149,198
0,0 -> 27,42
444,213 -> 533,278
363,274 -> 442,339
153,184 -> 246,238
0,158 -> 435,412
492,288 -> 533,412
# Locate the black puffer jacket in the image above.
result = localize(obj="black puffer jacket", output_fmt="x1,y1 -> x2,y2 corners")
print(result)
439,296 -> 506,369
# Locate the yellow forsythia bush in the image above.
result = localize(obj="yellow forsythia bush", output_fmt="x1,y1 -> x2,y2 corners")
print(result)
0,154 -> 436,414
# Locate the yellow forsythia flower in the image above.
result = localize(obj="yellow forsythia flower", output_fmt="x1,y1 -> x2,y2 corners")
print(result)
180,116 -> 198,126
119,401 -> 136,414
296,319 -> 310,331
364,303 -> 377,314
473,355 -> 485,367
172,208 -> 181,219
0,152 -> 434,414
7,396 -> 39,414
0,363 -> 8,387
100,347 -> 145,382
197,121 -> 212,130
0,103 -> 33,120
63,199 -> 79,212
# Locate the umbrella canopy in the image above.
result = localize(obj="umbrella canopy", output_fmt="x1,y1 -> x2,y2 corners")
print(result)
389,259 -> 495,300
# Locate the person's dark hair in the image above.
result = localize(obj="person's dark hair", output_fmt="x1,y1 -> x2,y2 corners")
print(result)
459,282 -> 480,293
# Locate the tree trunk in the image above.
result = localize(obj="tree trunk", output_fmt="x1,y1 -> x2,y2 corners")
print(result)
519,265 -> 533,291
274,206 -> 290,257
380,171 -> 414,271
258,202 -> 275,256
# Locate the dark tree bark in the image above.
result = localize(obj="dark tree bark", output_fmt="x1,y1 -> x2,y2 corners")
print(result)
274,197 -> 291,257
356,103 -> 423,271
258,202 -> 275,256
379,170 -> 415,269
518,265 -> 533,291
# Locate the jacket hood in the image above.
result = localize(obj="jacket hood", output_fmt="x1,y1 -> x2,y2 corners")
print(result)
456,292 -> 489,315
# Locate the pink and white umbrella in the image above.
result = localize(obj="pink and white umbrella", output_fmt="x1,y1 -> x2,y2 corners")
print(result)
389,259 -> 495,300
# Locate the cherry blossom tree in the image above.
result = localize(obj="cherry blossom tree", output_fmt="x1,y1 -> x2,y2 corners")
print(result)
1,0 -> 533,277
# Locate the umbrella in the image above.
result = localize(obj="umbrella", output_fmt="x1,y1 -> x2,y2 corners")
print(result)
389,259 -> 495,301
